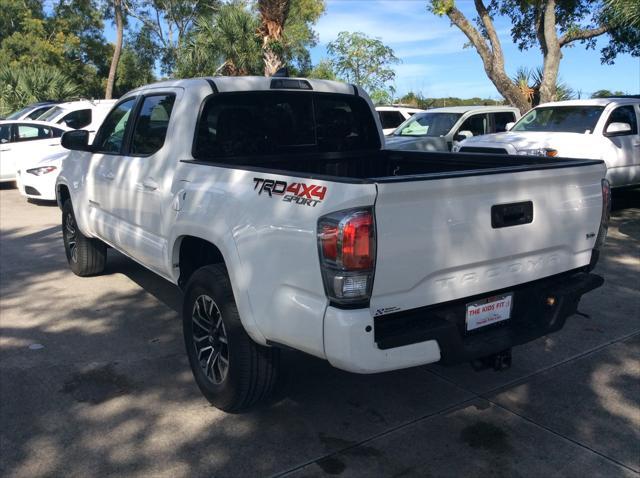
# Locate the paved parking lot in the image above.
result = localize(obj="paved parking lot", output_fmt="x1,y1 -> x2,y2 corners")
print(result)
1,184 -> 638,478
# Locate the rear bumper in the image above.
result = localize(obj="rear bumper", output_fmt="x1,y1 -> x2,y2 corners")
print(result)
323,271 -> 603,373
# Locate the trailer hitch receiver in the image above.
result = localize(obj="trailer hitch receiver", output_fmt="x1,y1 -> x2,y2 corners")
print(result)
471,348 -> 512,372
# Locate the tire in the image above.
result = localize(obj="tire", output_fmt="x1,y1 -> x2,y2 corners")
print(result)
62,200 -> 106,276
183,264 -> 279,412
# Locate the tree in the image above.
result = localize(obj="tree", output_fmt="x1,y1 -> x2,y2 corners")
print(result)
512,66 -> 574,107
591,89 -> 625,98
257,0 -> 291,76
122,0 -> 220,75
279,0 -> 325,75
0,0 -> 110,98
0,64 -> 80,116
105,0 -> 125,99
429,0 -> 640,113
114,29 -> 156,96
175,1 -> 262,77
308,59 -> 336,80
326,32 -> 399,97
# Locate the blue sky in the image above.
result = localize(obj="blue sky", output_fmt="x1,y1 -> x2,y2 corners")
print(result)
310,0 -> 640,99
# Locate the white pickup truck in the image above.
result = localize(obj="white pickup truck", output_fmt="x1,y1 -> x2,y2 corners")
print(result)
56,76 -> 609,412
455,98 -> 640,188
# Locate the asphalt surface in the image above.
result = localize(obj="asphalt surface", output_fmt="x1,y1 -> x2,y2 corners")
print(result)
1,184 -> 638,478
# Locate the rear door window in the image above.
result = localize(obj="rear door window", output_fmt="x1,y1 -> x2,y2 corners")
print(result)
605,105 -> 638,135
26,106 -> 54,120
378,111 -> 405,130
194,92 -> 379,160
130,94 -> 176,155
59,109 -> 92,129
457,114 -> 488,137
492,112 -> 517,132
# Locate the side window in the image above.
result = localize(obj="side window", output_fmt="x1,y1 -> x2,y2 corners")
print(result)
606,106 -> 638,135
0,125 -> 11,144
59,109 -> 92,129
458,114 -> 488,137
379,111 -> 405,130
16,124 -> 51,141
51,128 -> 65,138
93,99 -> 137,154
493,112 -> 517,133
130,94 -> 176,155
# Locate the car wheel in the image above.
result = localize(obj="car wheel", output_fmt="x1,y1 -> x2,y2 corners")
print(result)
62,200 -> 106,276
183,264 -> 279,412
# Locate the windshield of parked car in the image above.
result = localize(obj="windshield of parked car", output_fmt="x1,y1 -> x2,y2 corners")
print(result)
37,106 -> 64,122
512,106 -> 605,134
393,113 -> 462,137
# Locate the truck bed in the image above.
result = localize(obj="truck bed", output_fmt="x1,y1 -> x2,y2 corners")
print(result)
187,150 -> 603,183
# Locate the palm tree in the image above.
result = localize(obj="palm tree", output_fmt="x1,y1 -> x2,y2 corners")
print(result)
176,3 -> 261,77
512,67 -> 575,107
0,65 -> 80,116
257,0 -> 290,76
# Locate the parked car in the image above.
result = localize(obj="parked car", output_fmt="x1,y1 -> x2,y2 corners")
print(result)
455,98 -> 640,188
3,101 -> 59,121
36,99 -> 117,135
0,120 -> 69,183
385,106 -> 521,152
16,150 -> 67,200
376,105 -> 425,135
56,76 -> 607,412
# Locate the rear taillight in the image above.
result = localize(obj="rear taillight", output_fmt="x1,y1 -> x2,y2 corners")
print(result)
318,208 -> 376,306
595,178 -> 611,249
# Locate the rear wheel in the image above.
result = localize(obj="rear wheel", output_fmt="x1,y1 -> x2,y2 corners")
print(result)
183,264 -> 279,412
62,200 -> 106,276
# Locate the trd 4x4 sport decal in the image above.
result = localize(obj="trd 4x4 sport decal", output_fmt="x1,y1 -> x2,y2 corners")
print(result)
253,178 -> 327,207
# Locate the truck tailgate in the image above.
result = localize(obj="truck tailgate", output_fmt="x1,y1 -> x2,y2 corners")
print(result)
370,162 -> 605,314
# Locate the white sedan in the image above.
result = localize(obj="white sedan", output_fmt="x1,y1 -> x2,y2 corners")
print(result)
0,120 -> 69,183
17,150 -> 68,201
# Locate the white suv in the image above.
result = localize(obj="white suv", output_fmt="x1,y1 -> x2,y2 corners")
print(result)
37,100 -> 117,136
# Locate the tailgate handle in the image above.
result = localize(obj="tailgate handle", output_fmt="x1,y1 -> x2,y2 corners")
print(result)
491,201 -> 533,228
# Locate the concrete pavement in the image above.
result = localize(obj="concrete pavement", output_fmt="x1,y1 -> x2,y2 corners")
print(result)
1,185 -> 638,478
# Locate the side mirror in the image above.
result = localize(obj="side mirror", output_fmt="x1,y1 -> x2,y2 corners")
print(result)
505,122 -> 515,131
61,130 -> 91,152
604,122 -> 631,136
454,130 -> 473,142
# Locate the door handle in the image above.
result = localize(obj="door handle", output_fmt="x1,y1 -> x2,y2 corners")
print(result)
141,178 -> 158,191
0,148 -> 10,152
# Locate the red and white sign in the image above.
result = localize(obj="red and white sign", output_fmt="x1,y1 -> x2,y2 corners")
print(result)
465,293 -> 513,331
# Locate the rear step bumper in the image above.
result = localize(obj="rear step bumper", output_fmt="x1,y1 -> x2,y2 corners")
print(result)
323,271 -> 603,373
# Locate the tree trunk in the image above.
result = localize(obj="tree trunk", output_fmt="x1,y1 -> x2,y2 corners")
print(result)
105,0 -> 124,99
538,0 -> 560,104
258,0 -> 290,76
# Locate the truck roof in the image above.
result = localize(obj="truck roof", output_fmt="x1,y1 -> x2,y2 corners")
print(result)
423,105 -> 519,113
538,98 -> 640,108
130,76 -> 357,96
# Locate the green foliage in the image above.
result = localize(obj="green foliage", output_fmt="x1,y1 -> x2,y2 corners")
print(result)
398,92 -> 505,109
175,1 -> 262,77
114,29 -> 156,96
281,0 -> 325,75
326,31 -> 400,97
0,0 -> 109,98
0,64 -> 80,116
591,89 -> 626,98
484,0 -> 639,64
512,67 -> 575,105
308,59 -> 336,80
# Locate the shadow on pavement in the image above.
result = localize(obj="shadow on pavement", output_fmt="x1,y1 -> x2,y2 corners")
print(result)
0,189 -> 638,477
